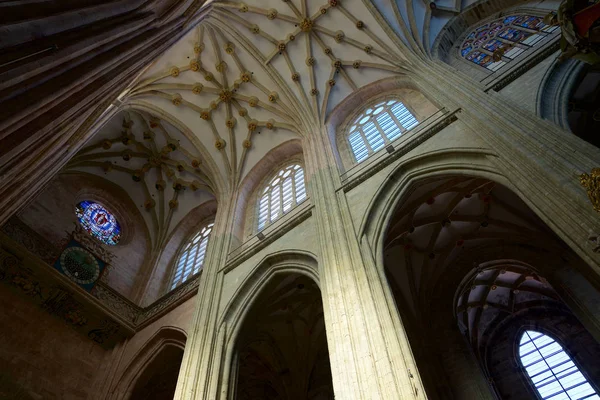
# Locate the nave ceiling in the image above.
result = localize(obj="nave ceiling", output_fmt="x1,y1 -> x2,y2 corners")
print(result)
68,0 -> 513,241
65,110 -> 216,249
119,0 -> 418,190
383,177 -> 565,318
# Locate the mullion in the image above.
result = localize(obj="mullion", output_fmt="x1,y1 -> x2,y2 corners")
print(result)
527,331 -> 572,400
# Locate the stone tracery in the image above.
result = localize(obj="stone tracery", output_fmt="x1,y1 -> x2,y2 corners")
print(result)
2,0 -> 600,399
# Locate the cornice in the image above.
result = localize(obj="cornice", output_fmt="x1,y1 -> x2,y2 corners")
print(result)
340,108 -> 460,192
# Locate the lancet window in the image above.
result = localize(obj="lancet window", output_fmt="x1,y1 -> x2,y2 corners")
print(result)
519,330 -> 599,400
257,164 -> 306,230
170,223 -> 213,290
348,99 -> 419,163
460,15 -> 559,71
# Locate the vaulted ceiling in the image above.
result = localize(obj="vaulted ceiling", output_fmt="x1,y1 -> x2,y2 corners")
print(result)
383,177 -> 562,317
236,273 -> 332,400
122,0 -> 418,192
68,0 -> 491,240
65,110 -> 215,249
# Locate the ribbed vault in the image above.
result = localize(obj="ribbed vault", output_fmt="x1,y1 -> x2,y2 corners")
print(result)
455,261 -> 560,350
65,110 -> 216,251
236,273 -> 333,400
383,176 -> 559,316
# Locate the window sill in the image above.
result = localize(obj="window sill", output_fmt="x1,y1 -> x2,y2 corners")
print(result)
340,108 -> 460,192
223,200 -> 313,273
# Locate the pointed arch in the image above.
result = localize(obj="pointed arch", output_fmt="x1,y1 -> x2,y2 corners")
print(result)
325,76 -> 441,172
518,330 -> 599,400
204,251 -> 321,399
109,326 -> 187,400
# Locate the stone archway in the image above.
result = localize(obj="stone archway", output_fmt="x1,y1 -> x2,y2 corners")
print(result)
234,272 -> 333,400
455,261 -> 600,399
109,327 -> 187,400
374,174 -> 600,399
207,251 -> 332,400
129,344 -> 184,400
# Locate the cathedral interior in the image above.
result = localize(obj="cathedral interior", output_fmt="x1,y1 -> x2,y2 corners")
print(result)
2,0 -> 600,399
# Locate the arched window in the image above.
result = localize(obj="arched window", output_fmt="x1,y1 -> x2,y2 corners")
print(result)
348,99 -> 418,163
170,223 -> 213,290
75,200 -> 121,245
257,164 -> 306,230
519,330 -> 599,400
461,15 -> 559,72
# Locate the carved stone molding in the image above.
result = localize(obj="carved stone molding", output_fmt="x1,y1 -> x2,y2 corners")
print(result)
1,217 -> 59,264
0,226 -> 200,345
0,238 -> 132,348
580,168 -> 600,213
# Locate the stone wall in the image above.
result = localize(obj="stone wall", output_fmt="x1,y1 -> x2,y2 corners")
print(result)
499,52 -> 557,114
92,295 -> 196,399
18,173 -> 150,303
0,285 -> 108,399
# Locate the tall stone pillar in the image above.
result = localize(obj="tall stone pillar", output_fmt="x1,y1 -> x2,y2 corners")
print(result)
412,61 -> 600,275
173,196 -> 234,399
303,128 -> 427,400
0,1 -> 208,226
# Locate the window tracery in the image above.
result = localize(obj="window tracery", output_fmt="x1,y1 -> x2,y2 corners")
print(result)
75,200 -> 121,245
257,164 -> 306,230
170,223 -> 213,290
461,15 -> 559,71
348,99 -> 418,163
519,330 -> 598,400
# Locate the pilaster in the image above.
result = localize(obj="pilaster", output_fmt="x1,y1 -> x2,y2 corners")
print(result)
304,127 -> 427,399
173,196 -> 233,399
411,61 -> 600,274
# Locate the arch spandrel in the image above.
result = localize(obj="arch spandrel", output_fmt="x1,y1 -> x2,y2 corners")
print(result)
109,326 -> 187,400
218,250 -> 320,330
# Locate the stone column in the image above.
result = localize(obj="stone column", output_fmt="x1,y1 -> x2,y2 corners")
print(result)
303,127 -> 427,400
0,1 -> 206,226
411,61 -> 600,275
552,257 -> 600,342
172,195 -> 234,400
435,322 -> 496,399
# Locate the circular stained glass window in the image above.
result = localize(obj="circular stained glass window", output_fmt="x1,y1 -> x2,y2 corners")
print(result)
75,201 -> 121,245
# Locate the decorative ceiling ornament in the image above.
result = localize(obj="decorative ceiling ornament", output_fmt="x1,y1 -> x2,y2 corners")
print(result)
580,168 -> 600,213
126,22 -> 298,191
209,0 -> 407,123
66,111 -> 214,251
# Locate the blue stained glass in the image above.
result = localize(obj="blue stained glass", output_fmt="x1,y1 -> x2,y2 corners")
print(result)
488,23 -> 504,36
461,15 -> 550,69
483,39 -> 506,52
514,15 -> 543,30
467,51 -> 493,67
499,27 -> 529,42
75,201 -> 121,245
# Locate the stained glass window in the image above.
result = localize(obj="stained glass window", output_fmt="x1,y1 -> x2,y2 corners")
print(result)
348,99 -> 419,163
171,223 -> 213,290
460,15 -> 559,71
75,201 -> 121,245
258,164 -> 306,231
519,330 -> 599,400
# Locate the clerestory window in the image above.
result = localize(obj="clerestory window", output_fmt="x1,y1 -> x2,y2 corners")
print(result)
348,99 -> 418,163
257,164 -> 306,231
519,330 -> 599,400
170,223 -> 213,290
460,15 -> 559,72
